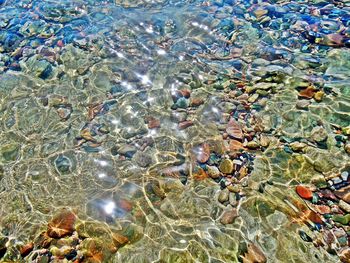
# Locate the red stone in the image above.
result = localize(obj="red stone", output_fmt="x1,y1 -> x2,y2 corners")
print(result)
226,119 -> 243,141
147,117 -> 160,129
180,89 -> 191,98
299,86 -> 316,99
296,185 -> 313,200
190,98 -> 204,107
178,120 -> 193,130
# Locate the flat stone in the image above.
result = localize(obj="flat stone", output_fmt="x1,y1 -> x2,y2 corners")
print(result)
220,209 -> 238,225
219,159 -> 234,174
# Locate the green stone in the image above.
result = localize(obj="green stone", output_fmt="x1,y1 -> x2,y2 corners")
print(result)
219,159 -> 234,174
332,214 -> 350,225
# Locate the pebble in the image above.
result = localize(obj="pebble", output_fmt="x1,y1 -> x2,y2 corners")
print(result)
296,100 -> 311,110
218,189 -> 229,203
345,143 -> 350,154
220,208 -> 238,225
314,91 -> 324,102
296,185 -> 313,200
290,142 -> 307,151
47,210 -> 76,238
178,120 -> 193,130
332,214 -> 350,225
246,141 -> 259,149
207,165 -> 221,179
219,159 -> 234,174
226,119 -> 243,141
196,143 -> 210,163
339,200 -> 350,213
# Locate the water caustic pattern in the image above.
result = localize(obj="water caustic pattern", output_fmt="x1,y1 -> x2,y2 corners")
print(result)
0,0 -> 350,262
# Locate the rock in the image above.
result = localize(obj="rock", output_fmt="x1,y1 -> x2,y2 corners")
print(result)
299,230 -> 313,242
334,186 -> 350,204
133,151 -> 153,167
296,185 -> 313,200
175,97 -> 189,109
220,209 -> 238,225
190,97 -> 204,107
259,135 -> 270,147
47,209 -> 76,238
147,117 -> 160,129
339,248 -> 350,263
246,141 -> 259,149
344,143 -> 350,154
180,89 -> 191,98
178,120 -> 193,130
196,143 -> 210,163
298,86 -> 316,99
20,242 -> 34,258
219,159 -> 234,174
1,143 -> 20,162
296,100 -> 311,110
218,189 -> 229,203
226,120 -> 243,141
310,126 -> 328,143
227,184 -> 241,193
242,243 -> 267,263
342,126 -> 350,136
54,155 -> 72,174
332,214 -> 350,225
339,200 -> 350,213
290,142 -> 307,151
229,139 -> 245,152
314,91 -> 324,102
207,165 -> 221,179
118,144 -> 137,158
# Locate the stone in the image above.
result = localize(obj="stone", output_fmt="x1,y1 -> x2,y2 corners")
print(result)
178,120 -> 193,130
298,86 -> 316,99
133,152 -> 153,168
246,141 -> 259,149
207,165 -> 221,179
259,135 -> 270,147
147,117 -> 160,129
220,209 -> 238,224
334,186 -> 350,204
20,242 -> 34,258
190,97 -> 204,107
47,209 -> 76,238
118,144 -> 137,158
196,143 -> 210,163
339,200 -> 350,213
175,97 -> 189,109
219,159 -> 234,174
226,119 -> 243,141
290,142 -> 307,151
345,143 -> 350,154
229,139 -> 245,152
310,126 -> 328,143
218,189 -> 229,203
332,214 -> 350,225
314,91 -> 324,102
296,185 -> 313,200
1,143 -> 20,162
296,100 -> 311,110
242,243 -> 267,263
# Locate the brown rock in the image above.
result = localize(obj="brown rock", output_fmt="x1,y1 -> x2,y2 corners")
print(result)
299,86 -> 317,99
334,186 -> 350,204
220,209 -> 238,224
190,98 -> 204,107
229,139 -> 245,152
20,242 -> 34,258
180,89 -> 191,98
147,117 -> 160,129
196,143 -> 210,163
242,243 -> 267,263
47,210 -> 76,238
226,119 -> 243,141
178,120 -> 193,130
112,232 -> 129,249
296,185 -> 313,200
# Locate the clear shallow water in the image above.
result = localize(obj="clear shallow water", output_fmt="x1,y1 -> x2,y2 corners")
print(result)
0,0 -> 350,262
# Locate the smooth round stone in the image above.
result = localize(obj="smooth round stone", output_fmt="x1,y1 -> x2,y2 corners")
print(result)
207,165 -> 221,179
296,100 -> 311,110
219,159 -> 234,174
175,97 -> 189,109
246,141 -> 259,149
345,143 -> 350,154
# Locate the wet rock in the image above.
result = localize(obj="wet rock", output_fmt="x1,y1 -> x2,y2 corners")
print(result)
296,185 -> 313,200
334,186 -> 350,203
299,230 -> 313,242
1,143 -> 20,162
298,86 -> 316,99
147,117 -> 160,129
339,248 -> 350,263
190,97 -> 204,107
311,126 -> 328,143
218,189 -> 229,203
246,141 -> 259,149
220,208 -> 238,225
178,120 -> 193,130
339,200 -> 350,213
207,165 -> 221,179
47,209 -> 76,238
229,139 -> 245,152
242,243 -> 267,263
118,144 -> 137,158
219,159 -> 234,174
133,151 -> 153,167
344,143 -> 350,154
296,100 -> 311,110
20,242 -> 34,258
54,155 -> 72,174
290,142 -> 307,151
175,97 -> 189,109
332,214 -> 350,225
314,91 -> 324,102
196,143 -> 210,163
226,119 -> 243,141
